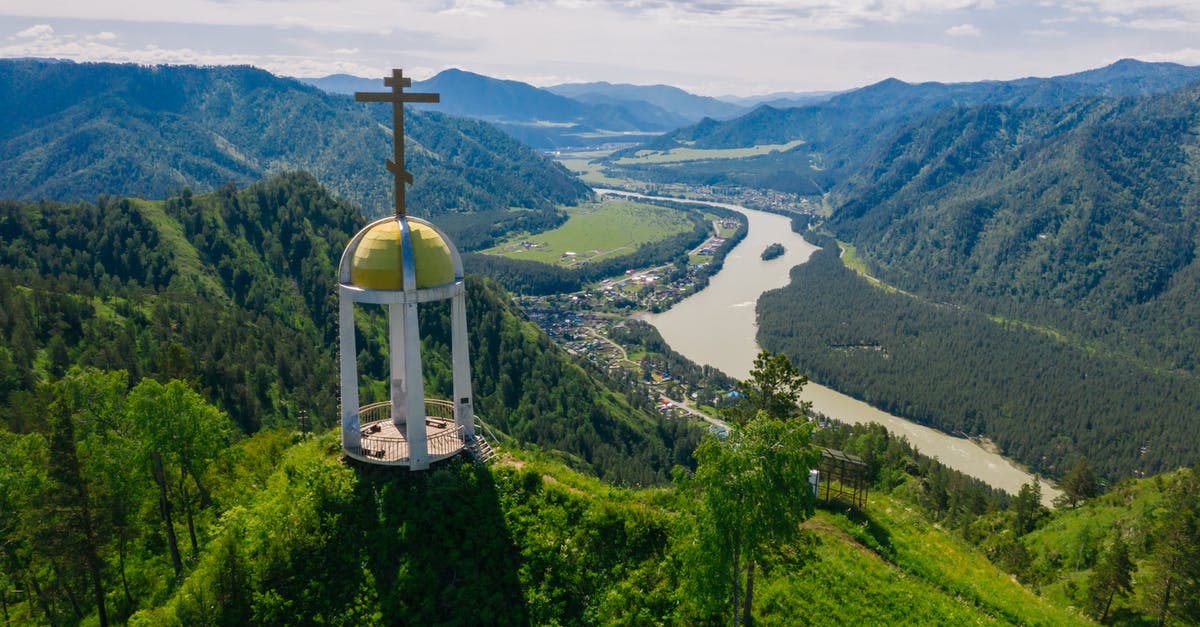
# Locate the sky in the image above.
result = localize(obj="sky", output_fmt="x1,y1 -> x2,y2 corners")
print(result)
2,1 -> 1200,97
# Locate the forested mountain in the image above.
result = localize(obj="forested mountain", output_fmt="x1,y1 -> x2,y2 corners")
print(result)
829,80 -> 1200,376
0,59 -> 589,239
759,244 -> 1200,480
0,173 -> 698,485
2,170 -> 1190,624
601,59 -> 1200,194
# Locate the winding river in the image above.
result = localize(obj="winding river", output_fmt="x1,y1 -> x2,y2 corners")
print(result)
599,189 -> 1057,501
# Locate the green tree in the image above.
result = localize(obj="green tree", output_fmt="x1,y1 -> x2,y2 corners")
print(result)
0,430 -> 50,623
686,352 -> 818,626
57,368 -> 148,616
1086,532 -> 1133,623
1011,480 -> 1045,535
128,379 -> 235,574
41,398 -> 109,626
727,350 -> 811,426
1059,458 -> 1100,508
1147,467 -> 1200,626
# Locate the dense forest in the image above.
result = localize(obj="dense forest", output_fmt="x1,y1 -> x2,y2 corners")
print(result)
0,173 -> 698,485
757,240 -> 1200,480
0,59 -> 590,247
827,82 -> 1200,378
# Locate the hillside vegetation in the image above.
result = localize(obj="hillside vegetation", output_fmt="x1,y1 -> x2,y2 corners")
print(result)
829,83 -> 1200,376
0,174 -> 698,485
0,59 -> 589,248
0,422 -> 1093,626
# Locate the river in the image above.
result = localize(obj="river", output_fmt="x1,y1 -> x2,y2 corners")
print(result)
598,189 -> 1057,502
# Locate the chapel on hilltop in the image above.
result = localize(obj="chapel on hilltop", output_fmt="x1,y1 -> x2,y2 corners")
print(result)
337,69 -> 495,469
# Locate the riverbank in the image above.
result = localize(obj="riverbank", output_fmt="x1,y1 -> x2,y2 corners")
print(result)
599,189 -> 1059,503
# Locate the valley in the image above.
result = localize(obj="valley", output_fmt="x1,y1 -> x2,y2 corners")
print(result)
5,54 -> 1200,625
598,190 -> 1056,501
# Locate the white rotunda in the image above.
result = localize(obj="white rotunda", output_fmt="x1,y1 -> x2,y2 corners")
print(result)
338,68 -> 491,469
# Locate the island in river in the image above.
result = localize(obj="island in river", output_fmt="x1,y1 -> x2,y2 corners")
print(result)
597,189 -> 1059,504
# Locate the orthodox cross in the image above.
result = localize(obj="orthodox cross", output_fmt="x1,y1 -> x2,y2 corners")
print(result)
355,69 -> 440,217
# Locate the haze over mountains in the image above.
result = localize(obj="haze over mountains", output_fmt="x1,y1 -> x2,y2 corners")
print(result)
603,59 -> 1200,190
301,68 -> 739,150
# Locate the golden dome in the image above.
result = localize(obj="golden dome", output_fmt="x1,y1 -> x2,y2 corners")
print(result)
347,217 -> 456,291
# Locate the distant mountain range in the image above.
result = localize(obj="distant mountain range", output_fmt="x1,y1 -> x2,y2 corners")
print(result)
300,69 -> 759,150
601,58 -> 1200,194
545,81 -> 747,121
0,59 -> 590,246
714,90 -> 840,109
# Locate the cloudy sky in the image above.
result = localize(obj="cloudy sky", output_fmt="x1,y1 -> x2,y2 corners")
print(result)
2,1 -> 1199,96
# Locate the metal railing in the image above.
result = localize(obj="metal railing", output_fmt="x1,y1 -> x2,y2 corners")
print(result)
427,425 -> 465,458
355,399 -> 470,463
359,432 -> 408,462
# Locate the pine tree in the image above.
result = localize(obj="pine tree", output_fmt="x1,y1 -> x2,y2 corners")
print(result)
1086,532 -> 1133,622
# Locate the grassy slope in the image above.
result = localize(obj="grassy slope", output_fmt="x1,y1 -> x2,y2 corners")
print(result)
613,139 -> 808,164
129,198 -> 227,296
1020,471 -> 1185,621
133,432 -> 1088,625
762,492 -> 1088,626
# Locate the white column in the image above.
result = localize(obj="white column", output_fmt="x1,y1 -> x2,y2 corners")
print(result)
396,217 -> 428,470
451,289 -> 475,438
339,295 -> 361,453
403,300 -> 429,469
389,303 -> 407,430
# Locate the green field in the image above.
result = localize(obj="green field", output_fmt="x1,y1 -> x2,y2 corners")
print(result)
612,139 -> 807,165
482,199 -> 695,266
555,150 -> 642,188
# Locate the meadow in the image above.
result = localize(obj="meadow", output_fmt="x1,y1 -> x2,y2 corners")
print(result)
482,198 -> 696,266
612,139 -> 807,164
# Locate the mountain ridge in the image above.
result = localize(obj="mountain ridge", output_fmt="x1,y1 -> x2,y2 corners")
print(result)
0,59 -> 590,230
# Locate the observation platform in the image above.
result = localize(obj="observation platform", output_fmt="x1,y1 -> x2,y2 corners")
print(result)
346,398 -> 472,466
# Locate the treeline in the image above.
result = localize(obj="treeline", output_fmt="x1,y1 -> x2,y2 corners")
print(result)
0,174 -> 700,485
757,244 -> 1200,480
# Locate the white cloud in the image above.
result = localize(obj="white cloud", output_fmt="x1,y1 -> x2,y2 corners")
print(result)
1128,17 -> 1200,31
0,24 -> 384,76
90,31 -> 118,40
946,23 -> 982,36
1141,47 -> 1200,64
14,23 -> 54,39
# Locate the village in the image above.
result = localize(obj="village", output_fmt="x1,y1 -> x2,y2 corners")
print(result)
516,217 -> 750,436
